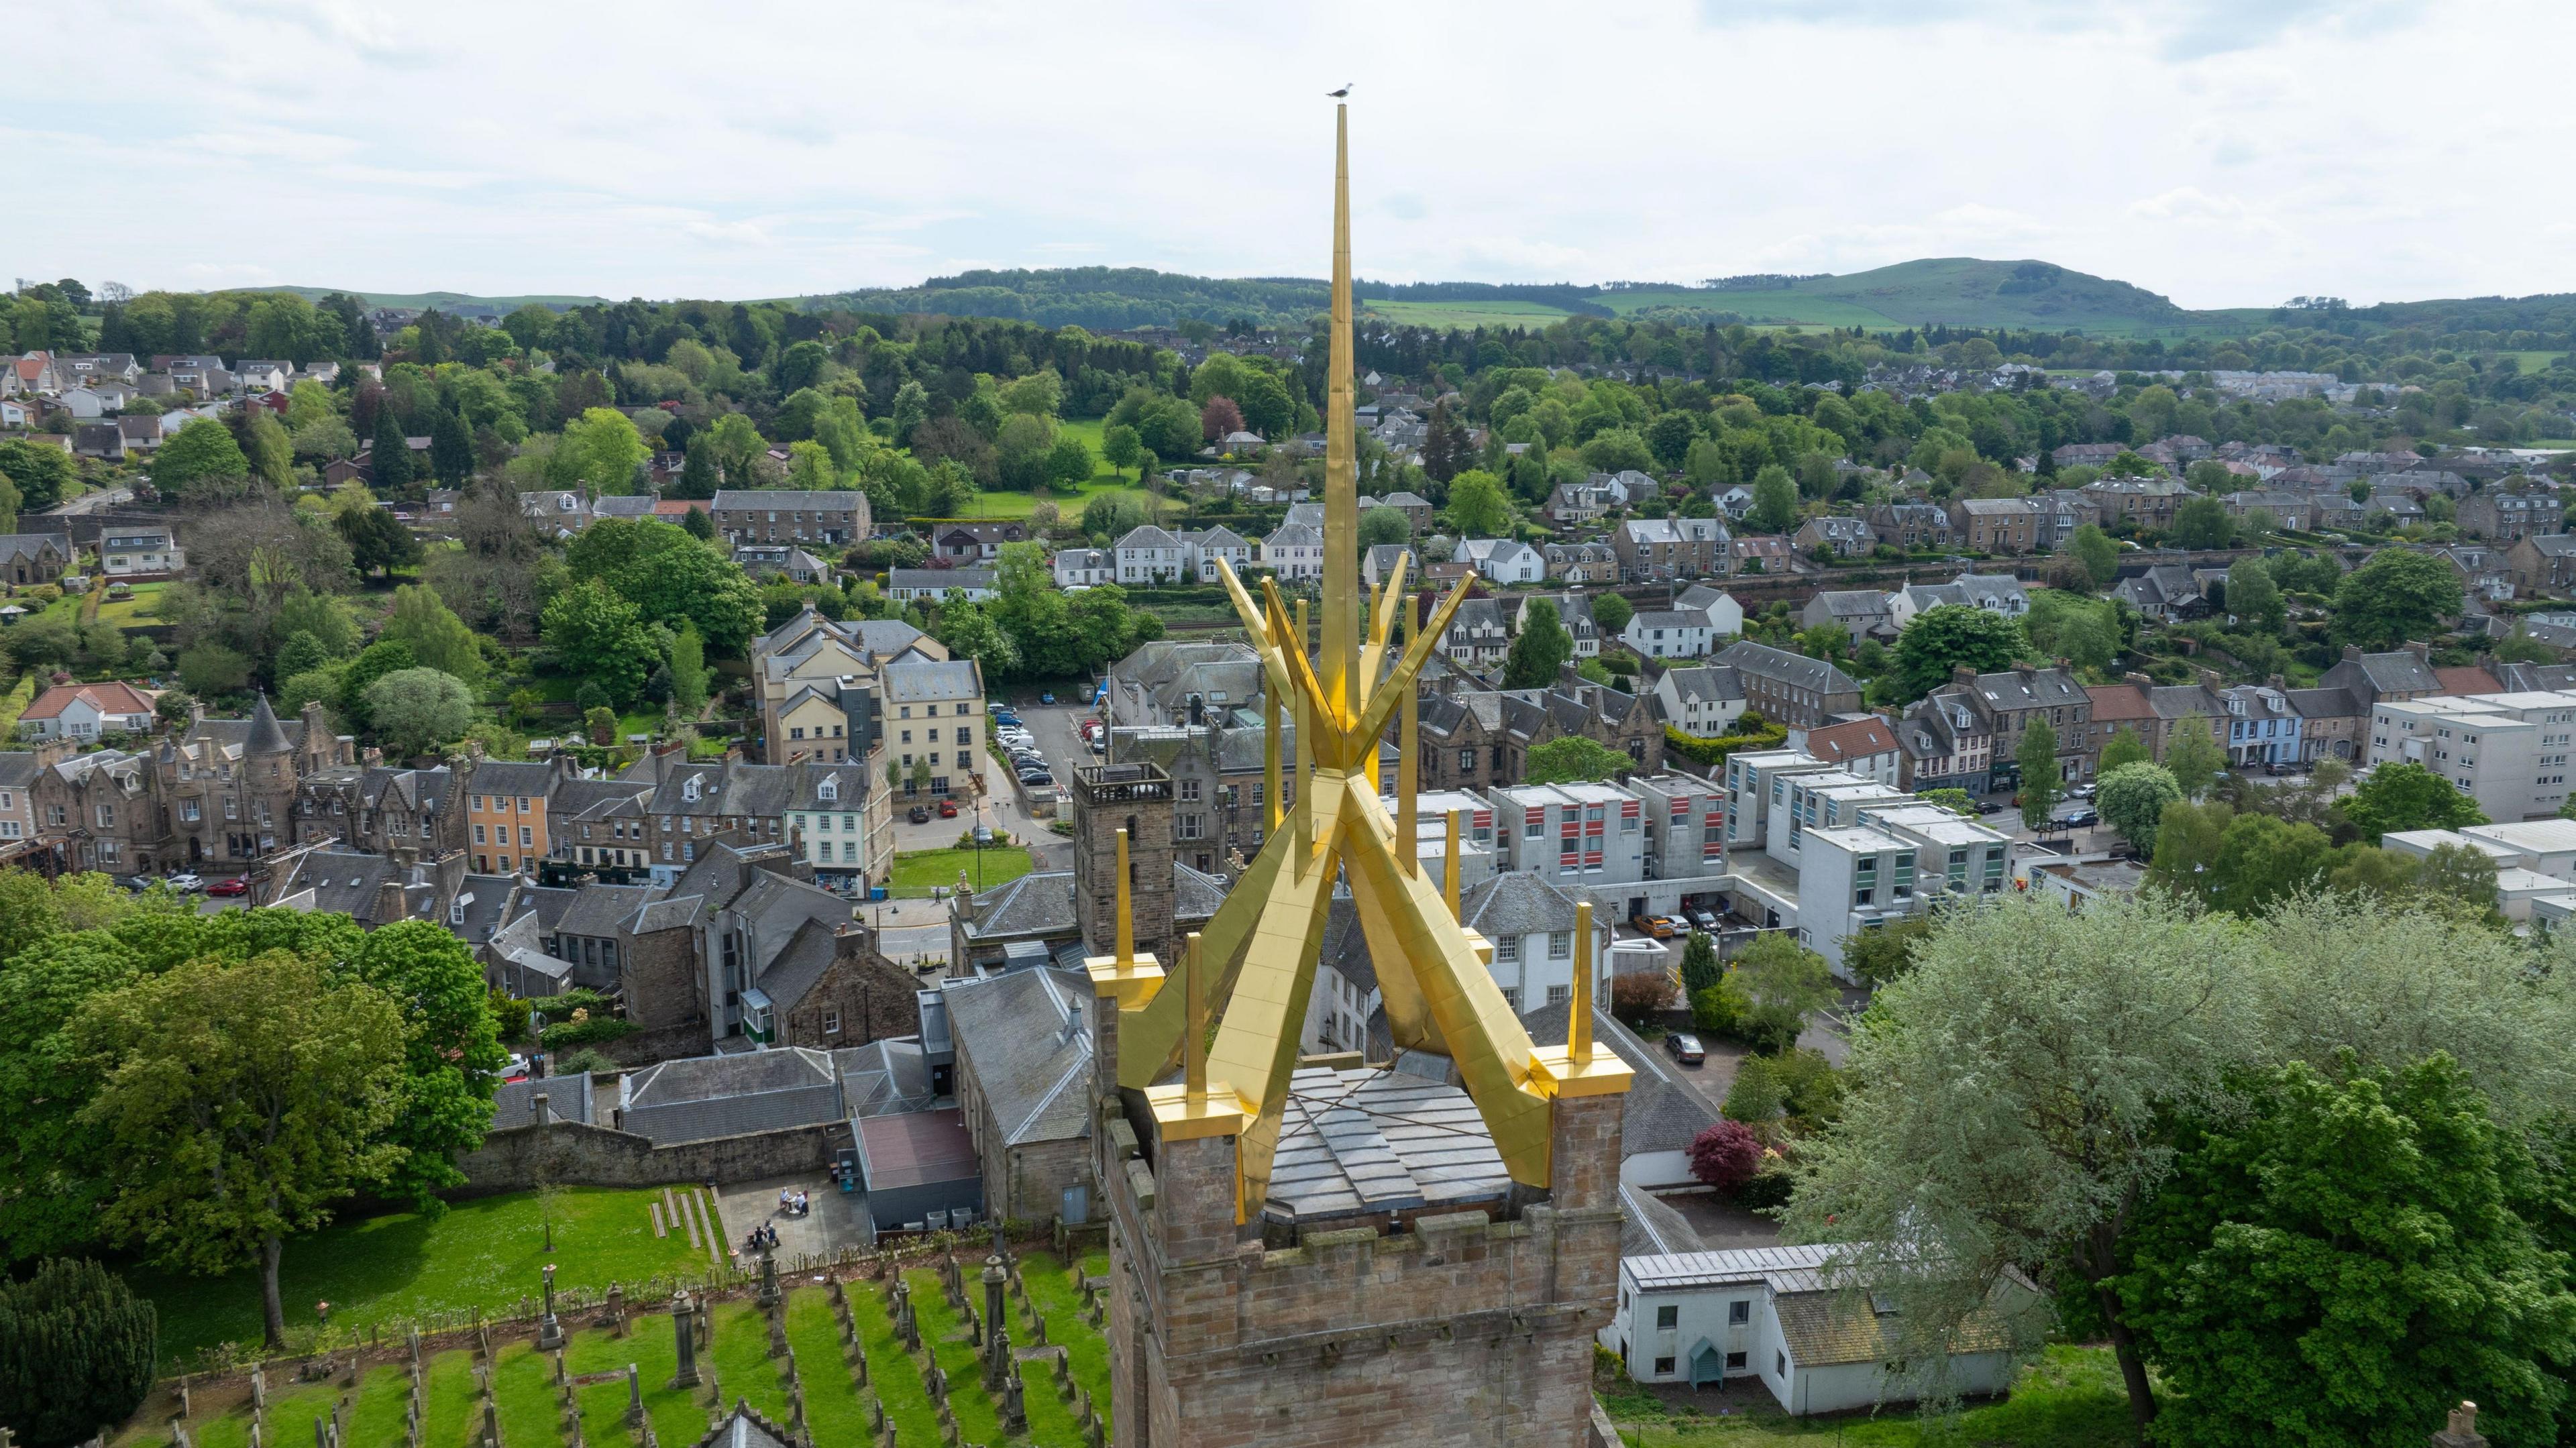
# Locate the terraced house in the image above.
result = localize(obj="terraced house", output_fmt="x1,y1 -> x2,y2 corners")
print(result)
710,489 -> 869,545
748,606 -> 934,765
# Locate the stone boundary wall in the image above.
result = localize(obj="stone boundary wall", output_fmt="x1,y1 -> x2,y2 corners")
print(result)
453,1117 -> 842,1195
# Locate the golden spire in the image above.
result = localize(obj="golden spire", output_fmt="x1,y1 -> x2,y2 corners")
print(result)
1319,103 -> 1359,723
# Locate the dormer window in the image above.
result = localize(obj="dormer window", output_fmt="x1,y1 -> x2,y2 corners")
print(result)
818,777 -> 837,801
682,776 -> 702,801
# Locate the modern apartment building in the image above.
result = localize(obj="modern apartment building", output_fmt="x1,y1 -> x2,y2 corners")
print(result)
2365,689 -> 2576,822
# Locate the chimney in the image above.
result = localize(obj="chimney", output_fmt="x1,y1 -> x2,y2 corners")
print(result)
30,736 -> 68,769
2406,640 -> 2430,662
362,745 -> 383,769
1951,664 -> 1978,685
2123,671 -> 2155,690
372,877 -> 406,925
2342,645 -> 2362,662
531,1092 -> 551,1128
2430,1402 -> 2488,1448
2013,661 -> 2036,677
2195,667 -> 2222,690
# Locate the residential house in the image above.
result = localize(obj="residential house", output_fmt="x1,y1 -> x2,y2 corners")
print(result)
2083,674 -> 2229,763
1713,642 -> 1862,728
1946,497 -> 2041,554
72,424 -> 122,459
1258,522 -> 1323,581
0,533 -> 74,586
1862,502 -> 1951,551
1713,485 -> 1756,521
1894,692 -> 1992,792
2112,565 -> 2208,620
2320,643 -> 2444,712
1375,490 -> 1435,531
2052,442 -> 2127,471
1052,547 -> 1112,588
2365,688 -> 2576,822
1183,524 -> 1253,581
1099,639 -> 1265,730
1415,677 -> 1663,791
1672,583 -> 1746,638
2082,475 -> 2188,531
1931,663 -> 2096,783
710,490 -> 869,545
15,681 -> 156,741
462,759 -> 560,875
1515,594 -> 1602,657
881,656 -> 988,797
2221,490 -> 2315,531
1454,537 -> 1546,586
1798,716 -> 1901,787
749,607 -> 931,765
1544,541 -> 1621,583
932,522 -> 1030,561
1623,610 -> 1719,661
1652,666 -> 1746,739
2459,484 -> 2563,543
2217,683 -> 2304,769
940,966 -> 1095,1225
885,567 -> 994,602
732,543 -> 830,583
2033,488 -> 2102,551
1362,543 -> 1417,589
2508,534 -> 2576,596
96,525 -> 182,577
1729,536 -> 1793,575
1440,597 -> 1515,673
1615,517 -> 1727,582
1791,515 -> 1875,558
1798,590 -> 1892,645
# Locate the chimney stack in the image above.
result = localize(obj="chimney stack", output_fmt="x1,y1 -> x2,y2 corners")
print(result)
2430,1402 -> 2487,1448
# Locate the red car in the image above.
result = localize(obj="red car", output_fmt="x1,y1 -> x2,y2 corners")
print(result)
207,877 -> 251,898
937,797 -> 959,818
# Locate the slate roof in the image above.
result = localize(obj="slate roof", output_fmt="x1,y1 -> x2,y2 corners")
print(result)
959,869 -> 1079,944
756,916 -> 843,1014
881,658 -> 981,703
2284,685 -> 2361,722
2346,649 -> 2443,696
833,1038 -> 938,1117
1460,871 -> 1587,939
492,1072 -> 594,1129
619,1048 -> 844,1144
1716,641 -> 1858,695
1659,665 -> 1744,706
557,882 -> 663,938
711,490 -> 864,510
1955,665 -> 2087,712
941,966 -> 1091,1147
1519,1004 -> 1715,1158
1809,590 -> 1888,619
1620,1182 -> 1703,1258
1263,1065 -> 1511,1223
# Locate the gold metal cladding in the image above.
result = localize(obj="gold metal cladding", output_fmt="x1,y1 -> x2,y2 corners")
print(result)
1442,810 -> 1463,921
1112,101 -> 1626,1213
1087,826 -> 1166,1007
1571,901 -> 1593,1064
1527,897 -> 1632,1100
1116,827 -> 1133,966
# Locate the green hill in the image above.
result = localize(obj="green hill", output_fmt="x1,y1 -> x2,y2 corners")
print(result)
1594,260 -> 2208,334
266,286 -> 608,313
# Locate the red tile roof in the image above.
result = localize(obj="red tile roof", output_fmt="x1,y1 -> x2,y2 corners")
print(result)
1805,716 -> 1898,765
2084,682 -> 2157,722
2434,665 -> 2501,695
19,680 -> 156,722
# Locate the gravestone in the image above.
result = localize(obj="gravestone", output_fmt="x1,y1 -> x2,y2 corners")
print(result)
537,1264 -> 565,1351
625,1365 -> 644,1430
981,1257 -> 1007,1385
1002,1366 -> 1026,1435
669,1292 -> 702,1389
250,1370 -> 266,1415
755,1243 -> 781,1310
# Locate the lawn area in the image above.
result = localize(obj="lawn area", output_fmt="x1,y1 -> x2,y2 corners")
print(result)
95,580 -> 168,626
1021,1252 -> 1112,1437
887,844 -> 1034,897
944,415 -> 1185,524
1601,1345 -> 2134,1447
704,1297 -> 794,1423
1365,298 -> 1579,331
783,1286 -> 875,1448
122,1186 -> 708,1371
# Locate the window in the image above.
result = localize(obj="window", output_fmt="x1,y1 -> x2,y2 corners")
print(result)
1729,1299 -> 1750,1325
1654,1304 -> 1678,1329
521,827 -> 533,847
822,1009 -> 841,1036
1548,930 -> 1572,959
1495,935 -> 1519,962
1653,1357 -> 1675,1376
1547,984 -> 1570,1007
474,824 -> 487,844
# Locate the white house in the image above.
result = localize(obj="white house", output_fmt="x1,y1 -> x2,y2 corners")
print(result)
15,681 -> 158,741
1182,524 -> 1253,581
1052,547 -> 1112,589
885,567 -> 995,602
1113,525 -> 1191,585
1262,522 -> 1324,581
1652,666 -> 1746,738
1673,583 -> 1746,638
1601,1245 -> 2031,1410
1622,609 -> 1717,661
1454,537 -> 1544,586
99,526 -> 184,576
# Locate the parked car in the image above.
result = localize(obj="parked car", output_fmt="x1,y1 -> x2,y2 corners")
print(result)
2057,807 -> 2102,829
906,805 -> 931,824
1974,800 -> 2006,816
937,797 -> 959,818
991,711 -> 1022,727
115,874 -> 155,893
1662,1032 -> 1706,1066
1089,737 -> 1106,755
1628,913 -> 1678,940
2068,783 -> 2097,799
1685,907 -> 1721,933
165,873 -> 205,893
207,877 -> 251,898
1038,691 -> 1057,705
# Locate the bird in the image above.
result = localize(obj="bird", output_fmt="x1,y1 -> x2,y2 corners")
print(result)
1328,83 -> 1352,97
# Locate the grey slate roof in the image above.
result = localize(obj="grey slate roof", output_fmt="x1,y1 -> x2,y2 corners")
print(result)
881,658 -> 981,703
1519,1003 -> 1716,1157
1716,640 -> 1858,695
1660,665 -> 1744,706
557,883 -> 663,938
1809,590 -> 1887,618
619,1048 -> 844,1145
492,1072 -> 595,1129
1460,871 -> 1585,938
941,966 -> 1091,1147
833,1038 -> 937,1117
711,490 -> 863,510
1264,1064 -> 1511,1223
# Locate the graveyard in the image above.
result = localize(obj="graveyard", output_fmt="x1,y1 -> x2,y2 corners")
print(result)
108,1238 -> 1118,1448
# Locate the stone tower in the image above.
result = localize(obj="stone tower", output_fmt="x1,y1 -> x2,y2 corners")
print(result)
241,693 -> 299,857
1070,761 -> 1176,964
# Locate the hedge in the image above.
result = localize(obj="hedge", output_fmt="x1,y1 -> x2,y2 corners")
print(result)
1663,722 -> 1789,767
539,1015 -> 637,1050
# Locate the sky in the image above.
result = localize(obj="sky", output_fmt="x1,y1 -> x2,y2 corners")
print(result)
9,0 -> 2574,310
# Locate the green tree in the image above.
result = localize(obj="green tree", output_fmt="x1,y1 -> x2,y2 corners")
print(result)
380,583 -> 485,686
1747,463 -> 1799,533
1522,735 -> 1631,785
2207,810 -> 2336,915
2099,761 -> 2184,856
1358,506 -> 1411,549
2116,1055 -> 2576,1448
1730,932 -> 1836,1053
539,579 -> 658,706
2333,549 -> 2466,651
2167,496 -> 2236,550
1045,432 -> 1094,490
1101,424 -> 1144,480
1839,915 -> 1934,987
1721,1054 -> 1786,1125
361,668 -> 476,757
0,1258 -> 158,1448
2143,799 -> 2233,908
176,643 -> 253,698
346,922 -> 505,1212
0,439 -> 78,511
2017,717 -> 2061,832
368,404 -> 413,493
427,406 -> 473,486
1679,931 -> 1721,996
335,640 -> 416,732
335,503 -> 422,577
1505,600 -> 1574,689
2161,714 -> 2224,800
274,585 -> 359,659
668,623 -> 707,718
2342,760 -> 2489,841
1589,591 -> 1633,637
933,600 -> 1022,675
2224,556 -> 2284,631
152,418 -> 251,499
74,951 -> 404,1351
1444,469 -> 1514,537
674,435 -> 719,500
2099,725 -> 2151,775
1893,605 -> 2026,700
1918,787 -> 1977,817
559,407 -> 645,494
2069,522 -> 2120,589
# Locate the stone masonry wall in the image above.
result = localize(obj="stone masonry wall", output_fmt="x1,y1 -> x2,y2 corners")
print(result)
453,1118 -> 840,1195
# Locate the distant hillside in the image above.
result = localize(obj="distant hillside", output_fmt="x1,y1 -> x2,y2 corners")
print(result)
796,259 -> 2218,336
266,287 -> 607,314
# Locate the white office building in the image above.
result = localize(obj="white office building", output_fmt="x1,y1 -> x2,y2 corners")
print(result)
2365,689 -> 2576,822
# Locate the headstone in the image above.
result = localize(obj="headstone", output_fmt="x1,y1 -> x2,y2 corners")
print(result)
246,1426 -> 261,1448
755,1243 -> 781,1309
669,1291 -> 702,1388
173,1429 -> 193,1448
980,1256 -> 1007,1384
625,1365 -> 644,1429
986,1325 -> 1010,1394
481,1398 -> 499,1448
313,1417 -> 327,1448
553,1349 -> 568,1386
605,1285 -> 627,1335
537,1264 -> 564,1351
178,1379 -> 193,1418
408,1329 -> 421,1368
250,1370 -> 267,1414
694,1296 -> 710,1351
1002,1367 -> 1026,1435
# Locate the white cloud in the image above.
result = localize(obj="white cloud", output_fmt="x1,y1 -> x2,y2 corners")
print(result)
3,1 -> 2573,308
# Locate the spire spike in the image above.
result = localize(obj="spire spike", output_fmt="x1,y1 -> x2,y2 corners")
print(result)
1571,902 -> 1594,1065
1114,828 -> 1133,967
1319,103 -> 1358,725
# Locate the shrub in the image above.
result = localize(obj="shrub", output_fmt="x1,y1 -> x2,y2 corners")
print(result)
1607,970 -> 1674,1023
1690,977 -> 1749,1037
1731,1162 -> 1796,1212
0,1258 -> 158,1448
1721,1055 -> 1787,1125
549,1048 -> 614,1076
539,1014 -> 636,1050
1663,722 -> 1790,768
1686,1120 -> 1763,1193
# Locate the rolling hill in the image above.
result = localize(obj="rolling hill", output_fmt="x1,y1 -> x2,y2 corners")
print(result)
266,286 -> 609,313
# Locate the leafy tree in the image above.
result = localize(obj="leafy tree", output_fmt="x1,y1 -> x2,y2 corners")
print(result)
0,439 -> 77,512
2099,725 -> 2151,775
1522,735 -> 1630,786
380,583 -> 485,686
2017,718 -> 2061,832
558,408 -> 645,494
2333,549 -> 2465,651
74,951 -> 404,1351
678,504 -> 714,541
933,600 -> 1021,675
368,403 -> 413,492
1045,432 -> 1094,490
2167,496 -> 2236,550
1919,787 -> 1977,817
2208,811 -> 2337,916
0,1258 -> 158,1448
335,504 -> 423,578
1199,395 -> 1246,445
361,668 -> 476,757
539,579 -> 657,706
1101,424 -> 1144,479
2116,1055 -> 2576,1448
2100,761 -> 2184,856
2069,522 -> 2119,589
1747,463 -> 1799,533
1686,1120 -> 1763,1194
1580,428 -> 1654,476
275,583 -> 360,659
1444,469 -> 1514,537
1839,915 -> 1934,987
335,639 -> 416,732
176,643 -> 253,698
1893,605 -> 2026,700
153,418 -> 252,499
1505,600 -> 1574,689
1731,932 -> 1835,1053
428,406 -> 473,486
668,623 -> 707,718
346,922 -> 505,1212
1358,506 -> 1411,549
2224,556 -> 2284,630
2341,760 -> 2489,841
1721,1054 -> 1786,1125
1589,591 -> 1633,637
1679,930 -> 1721,996
2161,715 -> 2224,800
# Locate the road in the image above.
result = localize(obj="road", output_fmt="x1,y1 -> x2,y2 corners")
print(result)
46,486 -> 133,517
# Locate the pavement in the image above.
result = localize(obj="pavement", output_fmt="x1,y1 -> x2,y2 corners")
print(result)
712,1172 -> 879,1260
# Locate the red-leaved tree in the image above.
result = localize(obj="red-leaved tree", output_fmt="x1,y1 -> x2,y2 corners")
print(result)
1687,1119 -> 1763,1194
1201,395 -> 1246,443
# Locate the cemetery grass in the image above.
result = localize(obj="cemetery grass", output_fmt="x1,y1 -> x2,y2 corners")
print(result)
490,1340 -> 560,1447
1603,1345 -> 2133,1447
907,1266 -> 1007,1443
125,1186 -> 705,1370
1021,1253 -> 1112,1429
782,1286 -> 875,1448
847,1270 -> 943,1445
705,1298 -> 796,1423
564,1298 -> 710,1448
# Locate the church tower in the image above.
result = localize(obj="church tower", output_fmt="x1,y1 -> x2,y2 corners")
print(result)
1085,104 -> 1631,1448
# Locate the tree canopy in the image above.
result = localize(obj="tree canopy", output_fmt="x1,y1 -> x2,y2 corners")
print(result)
1893,605 -> 2026,701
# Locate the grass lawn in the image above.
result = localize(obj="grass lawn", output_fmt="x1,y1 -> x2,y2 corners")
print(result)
1602,1345 -> 2133,1447
1365,298 -> 1578,331
564,1296 -> 718,1448
848,1273 -> 943,1445
887,844 -> 1034,897
784,1286 -> 875,1448
905,1266 -> 1007,1443
491,1339 -> 565,1447
0,673 -> 33,736
945,415 -> 1184,524
95,580 -> 167,626
123,1186 -> 706,1371
704,1298 -> 794,1423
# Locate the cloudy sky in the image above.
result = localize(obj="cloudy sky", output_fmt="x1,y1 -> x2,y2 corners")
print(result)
10,1 -> 2571,309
